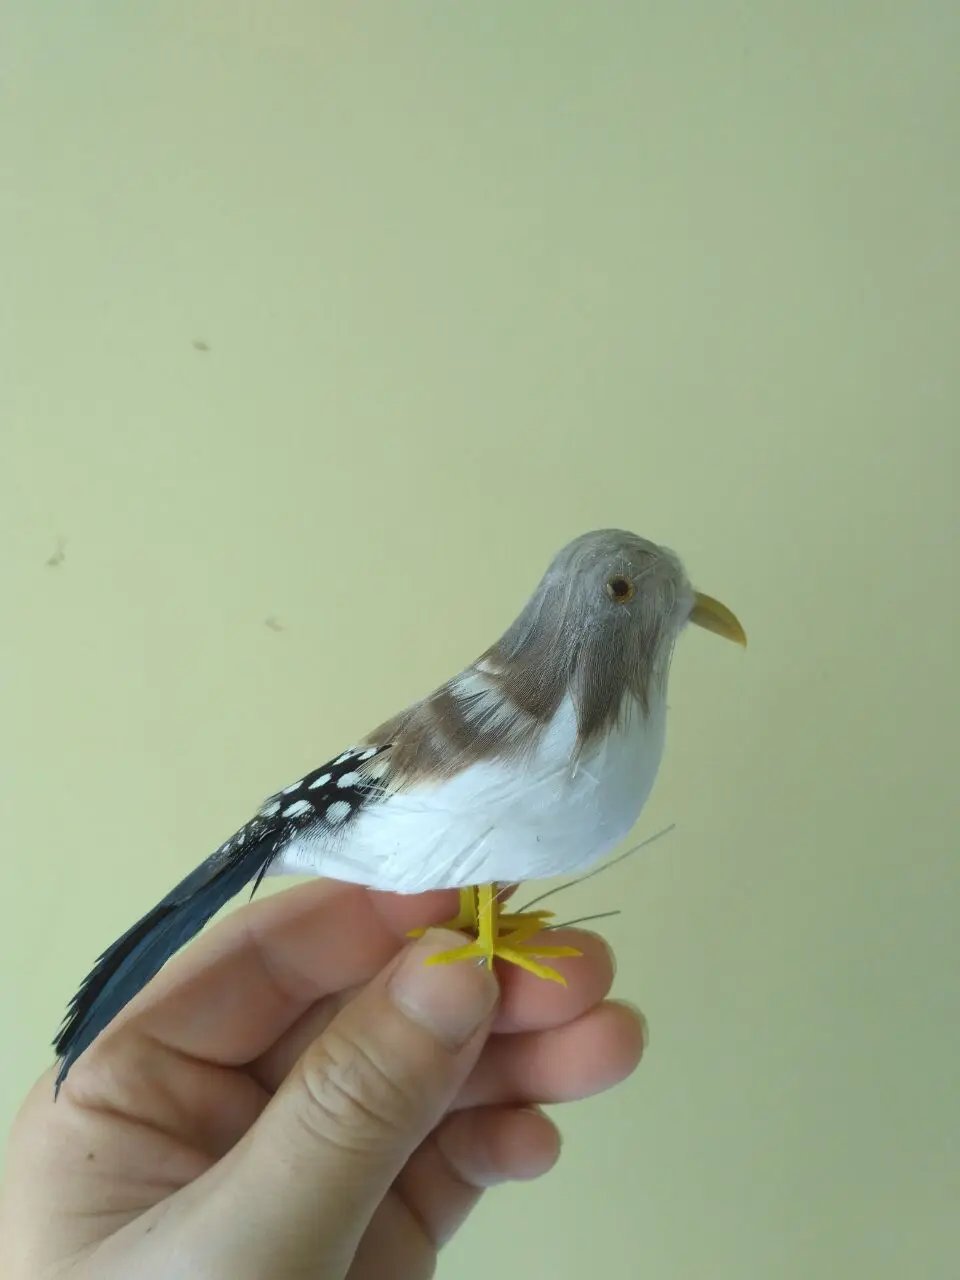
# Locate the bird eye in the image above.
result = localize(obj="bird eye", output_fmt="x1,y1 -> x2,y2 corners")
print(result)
605,575 -> 635,603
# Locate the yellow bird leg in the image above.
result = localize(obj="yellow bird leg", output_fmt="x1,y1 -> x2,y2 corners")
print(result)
499,907 -> 556,932
406,887 -> 478,939
422,883 -> 582,985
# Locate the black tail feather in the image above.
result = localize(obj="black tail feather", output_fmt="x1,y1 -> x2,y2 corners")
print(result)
53,819 -> 282,1094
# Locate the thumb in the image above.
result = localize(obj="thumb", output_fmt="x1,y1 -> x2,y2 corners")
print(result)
210,929 -> 499,1277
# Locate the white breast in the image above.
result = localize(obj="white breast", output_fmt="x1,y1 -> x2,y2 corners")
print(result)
274,694 -> 667,893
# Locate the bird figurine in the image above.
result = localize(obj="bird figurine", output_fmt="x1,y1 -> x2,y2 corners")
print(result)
53,528 -> 745,1093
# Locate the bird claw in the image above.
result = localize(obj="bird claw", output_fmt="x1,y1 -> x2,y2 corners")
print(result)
409,886 -> 580,984
424,937 -> 580,984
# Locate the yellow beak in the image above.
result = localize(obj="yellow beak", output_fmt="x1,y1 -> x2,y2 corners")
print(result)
689,592 -> 747,647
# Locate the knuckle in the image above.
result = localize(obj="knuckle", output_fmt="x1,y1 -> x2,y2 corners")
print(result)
296,1026 -> 425,1154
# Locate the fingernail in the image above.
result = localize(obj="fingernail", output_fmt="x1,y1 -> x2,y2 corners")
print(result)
610,999 -> 650,1052
600,935 -> 618,980
520,1103 -> 563,1149
389,929 -> 499,1049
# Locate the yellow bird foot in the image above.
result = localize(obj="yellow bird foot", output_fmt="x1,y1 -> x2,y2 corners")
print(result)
408,888 -> 556,939
424,934 -> 582,985
412,885 -> 581,985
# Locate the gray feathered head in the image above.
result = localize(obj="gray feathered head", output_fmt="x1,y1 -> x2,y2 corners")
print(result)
367,528 -> 745,783
487,528 -> 745,738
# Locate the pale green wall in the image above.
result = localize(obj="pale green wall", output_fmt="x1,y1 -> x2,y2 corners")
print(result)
3,4 -> 958,1277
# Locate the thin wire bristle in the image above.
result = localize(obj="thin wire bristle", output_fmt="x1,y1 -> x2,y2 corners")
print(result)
546,910 -> 622,930
515,823 -> 676,914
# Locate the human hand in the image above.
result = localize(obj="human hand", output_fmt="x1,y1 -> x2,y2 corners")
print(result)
0,881 -> 644,1279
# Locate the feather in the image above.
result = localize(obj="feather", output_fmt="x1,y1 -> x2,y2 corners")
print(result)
52,818 -> 284,1094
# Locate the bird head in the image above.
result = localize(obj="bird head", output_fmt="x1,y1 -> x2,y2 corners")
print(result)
490,528 -> 746,745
